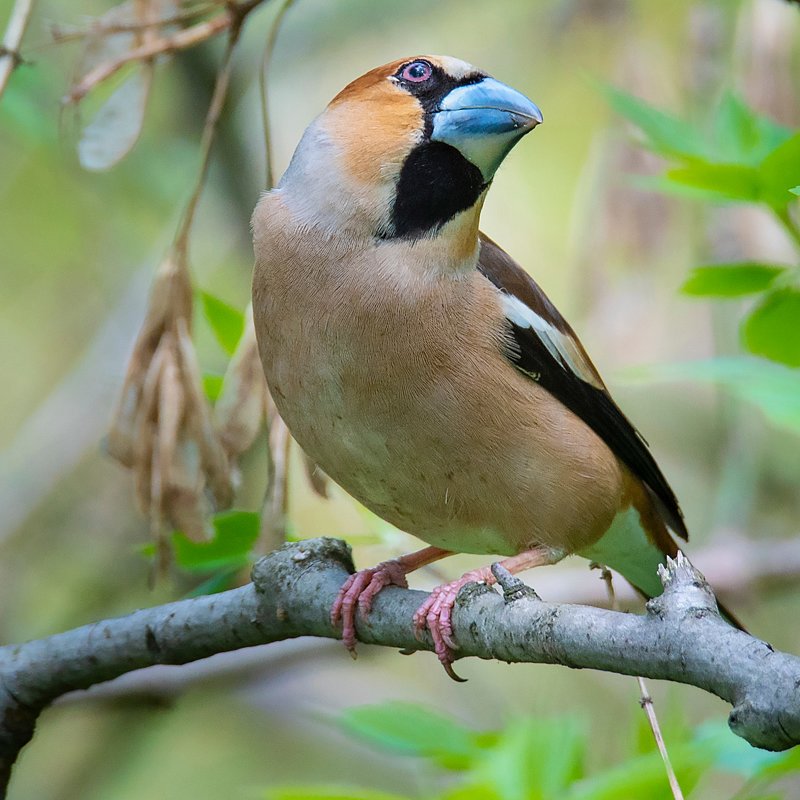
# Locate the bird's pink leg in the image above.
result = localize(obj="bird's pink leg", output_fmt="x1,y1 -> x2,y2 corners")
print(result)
413,546 -> 563,681
331,546 -> 453,655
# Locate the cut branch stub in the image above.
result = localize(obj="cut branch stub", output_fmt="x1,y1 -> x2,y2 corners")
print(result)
649,552 -> 720,621
107,247 -> 233,554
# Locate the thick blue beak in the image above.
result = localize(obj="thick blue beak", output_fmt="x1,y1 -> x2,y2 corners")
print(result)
431,77 -> 542,180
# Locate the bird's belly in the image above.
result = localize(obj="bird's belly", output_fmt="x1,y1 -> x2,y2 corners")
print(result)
278,383 -> 521,555
261,306 -> 624,558
278,402 -> 519,554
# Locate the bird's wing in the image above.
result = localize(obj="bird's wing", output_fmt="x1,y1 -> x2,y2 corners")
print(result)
477,233 -> 688,541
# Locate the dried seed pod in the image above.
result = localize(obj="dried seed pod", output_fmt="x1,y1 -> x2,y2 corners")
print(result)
175,318 -> 233,511
215,307 -> 269,460
260,413 -> 291,554
131,335 -> 168,512
108,247 -> 234,554
107,252 -> 190,465
163,435 -> 209,542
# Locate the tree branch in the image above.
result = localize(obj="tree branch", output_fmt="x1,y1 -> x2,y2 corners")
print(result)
0,0 -> 35,101
60,13 -> 226,104
62,0 -> 267,106
2,538 -> 800,794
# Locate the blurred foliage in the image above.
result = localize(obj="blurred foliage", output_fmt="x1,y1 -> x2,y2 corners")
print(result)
607,85 -> 800,368
625,357 -> 800,433
265,702 -> 800,800
173,508 -> 259,571
199,289 -> 246,357
682,263 -> 785,297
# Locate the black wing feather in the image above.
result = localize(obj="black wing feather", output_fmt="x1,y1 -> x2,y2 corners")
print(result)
477,236 -> 688,540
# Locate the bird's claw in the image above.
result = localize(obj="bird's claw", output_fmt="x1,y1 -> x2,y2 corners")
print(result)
332,562 -> 494,681
413,568 -> 493,682
331,561 -> 409,655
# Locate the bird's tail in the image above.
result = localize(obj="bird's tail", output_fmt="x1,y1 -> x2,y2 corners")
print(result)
579,494 -> 746,632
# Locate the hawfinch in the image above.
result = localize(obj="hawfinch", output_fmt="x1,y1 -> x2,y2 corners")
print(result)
252,56 -> 736,678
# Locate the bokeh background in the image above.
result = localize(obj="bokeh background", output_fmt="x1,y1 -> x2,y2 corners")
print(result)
1,0 -> 799,797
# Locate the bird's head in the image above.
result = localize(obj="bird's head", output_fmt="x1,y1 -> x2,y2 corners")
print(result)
276,56 -> 542,252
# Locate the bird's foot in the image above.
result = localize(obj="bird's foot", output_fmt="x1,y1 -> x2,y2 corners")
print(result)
331,560 -> 410,656
412,566 -> 496,682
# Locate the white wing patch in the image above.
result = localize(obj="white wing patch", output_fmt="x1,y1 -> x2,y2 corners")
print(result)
501,294 -> 604,389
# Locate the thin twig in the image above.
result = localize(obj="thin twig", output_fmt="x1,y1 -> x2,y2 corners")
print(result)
0,0 -> 36,100
600,566 -> 684,800
259,0 -> 295,188
63,12 -> 231,105
259,413 -> 291,552
45,3 -> 217,46
254,0 -> 298,553
173,14 -> 244,255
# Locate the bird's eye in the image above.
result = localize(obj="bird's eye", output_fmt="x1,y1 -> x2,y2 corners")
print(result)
401,61 -> 432,83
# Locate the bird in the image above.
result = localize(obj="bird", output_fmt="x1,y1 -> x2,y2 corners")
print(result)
251,55 -> 739,679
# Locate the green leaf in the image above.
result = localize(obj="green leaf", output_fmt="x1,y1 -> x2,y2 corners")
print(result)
185,566 -> 241,597
790,186 -> 800,196
441,786 -> 502,800
199,290 -> 245,356
202,373 -> 225,403
627,174 -> 736,202
266,788 -> 411,800
137,542 -> 156,559
621,357 -> 800,433
603,85 -> 709,159
743,289 -> 800,367
567,739 -> 718,800
713,92 -> 763,164
740,794 -> 786,800
666,162 -> 761,203
173,510 -> 260,572
681,263 -> 785,297
694,721 -> 786,779
713,92 -> 791,165
339,703 -> 490,770
470,716 -> 586,800
758,133 -> 800,210
0,70 -> 56,146
751,744 -> 800,781
752,115 -> 794,156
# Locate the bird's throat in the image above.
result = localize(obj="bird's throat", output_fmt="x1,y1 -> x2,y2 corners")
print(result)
390,141 -> 487,239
